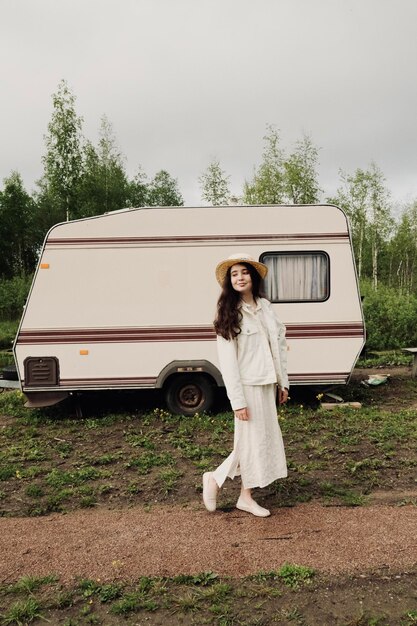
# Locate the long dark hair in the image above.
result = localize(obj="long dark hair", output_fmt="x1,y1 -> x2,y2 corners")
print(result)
214,262 -> 263,340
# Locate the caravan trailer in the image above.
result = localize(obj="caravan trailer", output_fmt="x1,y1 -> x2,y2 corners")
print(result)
13,204 -> 365,414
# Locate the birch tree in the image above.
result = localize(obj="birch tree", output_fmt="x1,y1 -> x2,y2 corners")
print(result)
147,170 -> 183,206
333,163 -> 392,288
243,125 -> 286,204
199,158 -> 230,205
284,134 -> 321,204
41,80 -> 84,222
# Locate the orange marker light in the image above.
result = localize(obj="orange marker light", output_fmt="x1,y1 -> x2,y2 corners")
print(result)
40,263 -> 50,269
79,350 -> 89,356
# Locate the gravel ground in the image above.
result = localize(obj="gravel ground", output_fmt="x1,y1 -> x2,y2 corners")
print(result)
1,501 -> 416,584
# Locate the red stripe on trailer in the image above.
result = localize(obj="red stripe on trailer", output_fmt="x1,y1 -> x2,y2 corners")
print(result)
17,322 -> 364,345
46,232 -> 349,247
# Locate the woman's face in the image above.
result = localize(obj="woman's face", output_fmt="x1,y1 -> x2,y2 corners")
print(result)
230,263 -> 253,296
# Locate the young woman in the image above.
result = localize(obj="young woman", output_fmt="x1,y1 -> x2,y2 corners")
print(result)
202,253 -> 289,517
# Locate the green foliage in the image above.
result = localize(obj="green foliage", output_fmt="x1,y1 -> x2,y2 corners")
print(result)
357,350 -> 411,368
0,276 -> 31,323
171,572 -> 219,586
243,125 -> 286,204
9,575 -> 58,595
0,172 -> 38,279
243,126 -> 321,206
0,391 -> 29,418
277,563 -> 315,588
147,169 -> 183,206
75,116 -> 130,218
333,163 -> 392,287
361,279 -> 417,349
1,596 -> 43,624
40,79 -> 84,223
46,467 -> 102,488
199,158 -> 230,205
0,321 -> 19,352
387,200 -> 417,293
284,134 -> 321,204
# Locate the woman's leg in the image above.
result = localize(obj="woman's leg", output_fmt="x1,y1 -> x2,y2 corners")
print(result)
202,472 -> 219,512
237,482 -> 270,517
239,485 -> 252,502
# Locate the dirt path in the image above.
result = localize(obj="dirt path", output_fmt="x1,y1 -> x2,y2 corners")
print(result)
1,501 -> 416,584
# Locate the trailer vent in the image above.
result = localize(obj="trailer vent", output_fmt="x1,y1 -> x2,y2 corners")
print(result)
24,357 -> 59,387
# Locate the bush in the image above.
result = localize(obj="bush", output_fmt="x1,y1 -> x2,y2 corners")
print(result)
0,321 -> 19,350
361,279 -> 417,350
0,275 -> 32,321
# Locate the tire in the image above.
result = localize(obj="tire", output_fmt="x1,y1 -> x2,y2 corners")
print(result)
2,364 -> 18,381
165,375 -> 215,416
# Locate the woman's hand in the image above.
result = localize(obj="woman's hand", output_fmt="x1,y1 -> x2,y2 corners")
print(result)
278,388 -> 289,405
234,407 -> 249,421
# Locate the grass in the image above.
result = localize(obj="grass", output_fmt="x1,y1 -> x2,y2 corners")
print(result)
1,597 -> 44,625
0,570 -> 416,625
1,372 -> 417,516
357,349 -> 412,368
0,357 -> 416,623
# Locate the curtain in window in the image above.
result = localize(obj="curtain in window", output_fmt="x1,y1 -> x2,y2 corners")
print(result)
263,254 -> 328,301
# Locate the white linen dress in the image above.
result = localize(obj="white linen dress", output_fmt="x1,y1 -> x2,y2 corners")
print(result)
212,302 -> 288,489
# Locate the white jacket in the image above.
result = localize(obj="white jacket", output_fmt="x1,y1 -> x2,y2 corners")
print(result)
217,297 -> 289,410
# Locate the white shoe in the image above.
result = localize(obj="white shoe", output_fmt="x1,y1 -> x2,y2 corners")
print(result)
202,472 -> 218,512
236,496 -> 270,517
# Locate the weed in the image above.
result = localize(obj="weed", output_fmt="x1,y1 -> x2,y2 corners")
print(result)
171,572 -> 219,586
78,579 -> 101,598
76,578 -> 123,603
277,563 -> 315,589
282,606 -> 305,622
98,583 -> 123,603
46,488 -> 74,512
0,391 -> 31,419
402,610 -> 417,625
199,582 -> 232,600
110,591 -> 158,614
98,483 -> 114,495
171,590 -> 201,613
126,482 -> 142,495
55,442 -> 73,458
320,482 -> 366,506
341,491 -> 367,506
158,468 -> 182,493
0,466 -> 16,481
19,466 -> 45,479
46,467 -> 102,488
1,597 -> 44,624
9,574 -> 58,595
126,451 -> 174,474
84,613 -> 100,624
125,432 -> 156,450
25,484 -> 44,498
93,453 -> 120,465
54,589 -> 76,609
248,571 -> 279,583
79,495 -> 97,508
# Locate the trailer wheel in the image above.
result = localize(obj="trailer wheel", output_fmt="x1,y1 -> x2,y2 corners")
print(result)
165,375 -> 215,416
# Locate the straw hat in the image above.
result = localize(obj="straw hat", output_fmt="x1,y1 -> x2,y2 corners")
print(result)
215,253 -> 268,286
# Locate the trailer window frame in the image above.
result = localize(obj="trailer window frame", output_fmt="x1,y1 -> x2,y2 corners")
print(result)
259,250 -> 330,303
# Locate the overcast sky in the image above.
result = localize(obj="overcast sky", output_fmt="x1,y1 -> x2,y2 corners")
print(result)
2,0 -> 417,209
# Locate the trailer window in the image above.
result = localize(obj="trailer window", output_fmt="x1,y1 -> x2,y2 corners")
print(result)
261,252 -> 329,302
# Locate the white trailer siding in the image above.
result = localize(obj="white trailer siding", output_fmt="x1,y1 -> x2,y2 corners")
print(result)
14,205 -> 365,403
